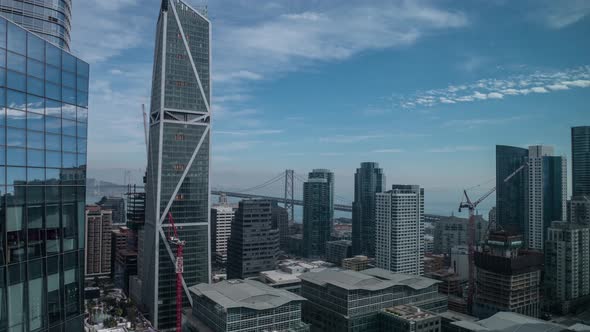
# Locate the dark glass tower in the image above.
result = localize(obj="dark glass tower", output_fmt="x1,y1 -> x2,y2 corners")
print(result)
496,145 -> 528,235
352,162 -> 385,257
303,169 -> 334,258
0,16 -> 89,332
572,126 -> 590,197
142,0 -> 211,330
0,0 -> 72,50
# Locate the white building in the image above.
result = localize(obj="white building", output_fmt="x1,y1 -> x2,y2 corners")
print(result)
211,205 -> 235,265
545,221 -> 590,314
376,185 -> 424,275
451,245 -> 469,281
526,145 -> 567,250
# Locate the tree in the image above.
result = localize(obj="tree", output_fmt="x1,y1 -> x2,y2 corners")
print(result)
103,317 -> 117,328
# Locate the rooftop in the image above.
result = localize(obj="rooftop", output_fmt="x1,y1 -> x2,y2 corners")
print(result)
450,312 -> 589,332
299,267 -> 439,291
189,279 -> 305,311
382,305 -> 438,321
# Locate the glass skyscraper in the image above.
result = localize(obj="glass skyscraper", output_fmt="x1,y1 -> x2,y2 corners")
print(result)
142,0 -> 211,330
303,169 -> 333,258
572,126 -> 590,198
0,0 -> 72,51
496,145 -> 528,235
0,14 -> 89,332
352,162 -> 385,257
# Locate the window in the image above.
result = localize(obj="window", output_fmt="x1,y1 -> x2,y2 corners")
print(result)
176,194 -> 185,201
175,164 -> 185,171
176,133 -> 185,141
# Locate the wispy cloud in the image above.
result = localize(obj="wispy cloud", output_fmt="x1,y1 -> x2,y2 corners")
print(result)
216,141 -> 262,152
442,116 -> 524,128
216,129 -> 284,136
532,0 -> 590,29
399,66 -> 590,109
372,149 -> 404,153
320,135 -> 384,143
427,146 -> 486,153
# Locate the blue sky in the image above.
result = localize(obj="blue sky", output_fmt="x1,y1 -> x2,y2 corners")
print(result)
73,0 -> 590,215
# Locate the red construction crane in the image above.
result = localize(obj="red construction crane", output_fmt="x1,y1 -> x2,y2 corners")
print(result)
459,163 -> 526,314
166,212 -> 185,332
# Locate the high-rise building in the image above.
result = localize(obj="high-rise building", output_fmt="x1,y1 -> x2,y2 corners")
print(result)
570,196 -> 590,224
303,169 -> 334,258
227,199 -> 279,279
544,221 -> 590,314
432,215 -> 488,255
488,207 -> 496,225
300,268 -> 447,332
273,203 -> 290,251
352,162 -> 385,257
141,0 -> 211,330
85,206 -> 113,276
375,185 -> 425,275
97,196 -> 126,225
572,126 -> 590,197
187,279 -> 310,332
526,145 -> 567,250
325,240 -> 352,265
0,15 -> 89,331
496,145 -> 528,235
0,0 -> 72,50
473,232 -> 542,319
211,204 -> 234,265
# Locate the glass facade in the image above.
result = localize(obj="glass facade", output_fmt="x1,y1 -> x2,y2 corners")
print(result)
496,145 -> 528,235
303,169 -> 334,258
0,0 -> 71,51
142,1 -> 210,330
352,162 -> 385,257
0,16 -> 88,332
572,126 -> 590,197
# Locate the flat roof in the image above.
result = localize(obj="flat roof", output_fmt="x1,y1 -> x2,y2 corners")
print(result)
299,267 -> 439,291
190,279 -> 305,311
383,305 -> 438,321
451,312 -> 573,332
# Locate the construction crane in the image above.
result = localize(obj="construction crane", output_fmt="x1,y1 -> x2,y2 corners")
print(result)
459,163 -> 526,313
166,212 -> 185,332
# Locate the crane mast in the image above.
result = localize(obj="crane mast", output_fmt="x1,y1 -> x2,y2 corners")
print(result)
459,163 -> 526,314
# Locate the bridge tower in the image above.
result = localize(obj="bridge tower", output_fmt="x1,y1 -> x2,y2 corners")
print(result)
284,169 -> 295,221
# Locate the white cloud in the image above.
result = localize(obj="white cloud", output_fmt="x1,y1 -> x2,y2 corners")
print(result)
215,70 -> 264,83
372,149 -> 404,153
487,92 -> 503,99
443,116 -> 523,128
547,84 -> 569,91
563,80 -> 590,88
534,0 -> 590,29
530,86 -> 548,93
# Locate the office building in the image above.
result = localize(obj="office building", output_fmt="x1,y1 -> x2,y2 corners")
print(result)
544,221 -> 590,314
110,225 -> 131,276
85,206 -> 113,276
450,245 -> 469,281
187,279 -> 309,332
376,185 -> 425,275
496,145 -> 528,235
303,169 -> 334,258
572,126 -> 590,197
211,204 -> 234,265
433,215 -> 488,255
0,14 -> 89,330
288,234 -> 304,257
488,207 -> 496,225
526,145 -> 567,250
0,0 -> 71,50
227,199 -> 279,279
570,196 -> 590,224
325,240 -> 352,265
273,203 -> 290,251
352,162 -> 385,256
97,196 -> 125,225
473,232 -> 542,319
342,255 -> 369,271
300,268 -> 447,332
141,1 -> 211,330
379,305 -> 441,332
450,311 -> 590,332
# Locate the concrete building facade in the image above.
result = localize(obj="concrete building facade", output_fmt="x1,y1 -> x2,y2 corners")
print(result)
211,204 -> 234,265
433,215 -> 488,255
85,205 -> 113,276
379,305 -> 441,332
376,185 -> 425,275
227,199 -> 279,279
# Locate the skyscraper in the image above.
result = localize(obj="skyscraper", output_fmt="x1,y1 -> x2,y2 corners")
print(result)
526,145 -> 567,250
375,185 -> 425,275
97,195 -> 126,225
211,203 -> 234,265
496,145 -> 528,235
572,126 -> 590,197
141,1 -> 211,330
352,162 -> 385,257
84,205 -> 112,276
0,13 -> 89,331
227,199 -> 279,279
0,0 -> 72,50
544,221 -> 590,314
303,169 -> 334,258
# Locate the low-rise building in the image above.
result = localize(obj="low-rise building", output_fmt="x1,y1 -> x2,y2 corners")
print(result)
342,255 -> 370,271
258,259 -> 333,294
300,268 -> 447,332
188,279 -> 310,332
325,240 -> 352,265
379,305 -> 441,332
424,254 -> 445,275
450,311 -> 590,332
